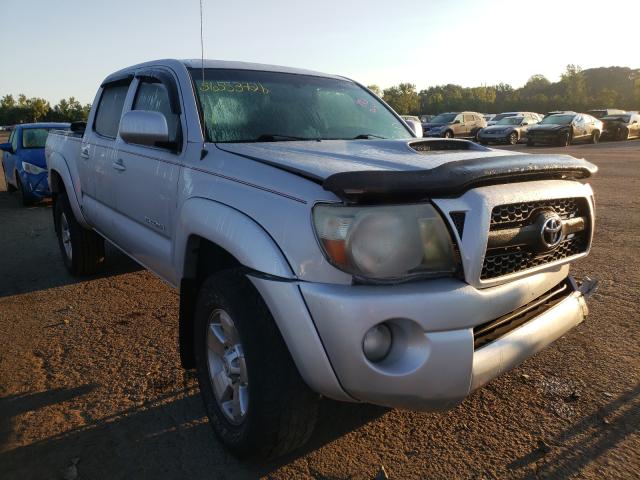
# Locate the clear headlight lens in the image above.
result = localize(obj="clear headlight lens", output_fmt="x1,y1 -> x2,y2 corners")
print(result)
22,161 -> 47,175
313,203 -> 457,280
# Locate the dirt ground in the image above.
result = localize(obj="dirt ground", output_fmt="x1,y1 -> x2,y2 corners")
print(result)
0,139 -> 638,479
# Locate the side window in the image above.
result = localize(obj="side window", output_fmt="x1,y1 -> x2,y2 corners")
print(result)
133,80 -> 181,147
454,114 -> 464,123
9,130 -> 18,151
464,114 -> 474,122
94,83 -> 130,138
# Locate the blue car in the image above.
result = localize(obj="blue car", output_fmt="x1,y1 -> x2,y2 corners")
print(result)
1,122 -> 70,205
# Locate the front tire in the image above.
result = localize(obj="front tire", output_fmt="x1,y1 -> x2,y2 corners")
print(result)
194,269 -> 319,459
507,131 -> 518,145
559,132 -> 571,147
590,130 -> 600,144
54,192 -> 105,275
16,175 -> 36,206
444,130 -> 453,139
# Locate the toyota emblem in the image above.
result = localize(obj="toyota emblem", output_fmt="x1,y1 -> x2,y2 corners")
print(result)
540,213 -> 564,249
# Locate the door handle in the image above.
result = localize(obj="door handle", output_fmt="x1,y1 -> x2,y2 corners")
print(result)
80,145 -> 90,159
112,159 -> 126,171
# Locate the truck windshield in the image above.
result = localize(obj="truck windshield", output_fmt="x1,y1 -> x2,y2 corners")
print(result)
189,69 -> 411,143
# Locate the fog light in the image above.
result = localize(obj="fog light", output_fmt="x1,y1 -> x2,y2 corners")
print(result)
363,323 -> 392,362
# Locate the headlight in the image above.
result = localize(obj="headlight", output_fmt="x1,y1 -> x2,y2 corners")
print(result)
22,162 -> 47,175
313,203 -> 457,280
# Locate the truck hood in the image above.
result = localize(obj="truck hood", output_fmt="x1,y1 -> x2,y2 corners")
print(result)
215,139 -> 515,181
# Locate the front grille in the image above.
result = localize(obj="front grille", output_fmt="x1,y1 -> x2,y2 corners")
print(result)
490,198 -> 581,227
473,280 -> 573,349
481,198 -> 591,280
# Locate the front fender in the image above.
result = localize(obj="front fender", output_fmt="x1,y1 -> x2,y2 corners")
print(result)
48,151 -> 90,228
175,197 -> 295,279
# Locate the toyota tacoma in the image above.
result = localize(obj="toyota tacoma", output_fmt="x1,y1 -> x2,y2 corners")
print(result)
45,59 -> 597,459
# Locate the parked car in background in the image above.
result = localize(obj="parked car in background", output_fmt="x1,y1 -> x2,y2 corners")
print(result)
422,111 -> 486,139
600,112 -> 640,141
544,110 -> 576,117
586,108 -> 626,119
477,115 -> 539,145
401,116 -> 423,137
1,122 -> 70,205
419,114 -> 434,123
487,112 -> 543,126
527,113 -> 602,146
483,114 -> 496,123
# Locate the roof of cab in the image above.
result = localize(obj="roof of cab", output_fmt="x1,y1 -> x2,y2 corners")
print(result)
102,58 -> 346,85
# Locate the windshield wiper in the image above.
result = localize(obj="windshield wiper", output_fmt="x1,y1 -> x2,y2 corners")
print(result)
255,133 -> 318,142
353,133 -> 387,139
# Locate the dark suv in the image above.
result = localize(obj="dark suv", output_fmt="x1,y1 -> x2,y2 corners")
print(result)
422,112 -> 486,139
527,113 -> 603,146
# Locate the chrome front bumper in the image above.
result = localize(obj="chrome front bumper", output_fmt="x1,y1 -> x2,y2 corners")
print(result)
295,270 -> 594,410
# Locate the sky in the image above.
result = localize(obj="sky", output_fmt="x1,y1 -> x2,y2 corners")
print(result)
1,0 -> 638,105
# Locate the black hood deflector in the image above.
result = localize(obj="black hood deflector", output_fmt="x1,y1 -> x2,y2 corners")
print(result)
323,154 -> 597,203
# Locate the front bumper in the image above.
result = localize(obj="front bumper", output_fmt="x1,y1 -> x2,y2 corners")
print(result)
528,133 -> 562,144
423,130 -> 446,138
21,171 -> 50,197
477,132 -> 509,143
294,268 -> 594,410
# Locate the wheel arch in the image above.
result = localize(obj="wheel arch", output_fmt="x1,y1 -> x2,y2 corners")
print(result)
48,152 -> 90,228
176,197 -> 296,369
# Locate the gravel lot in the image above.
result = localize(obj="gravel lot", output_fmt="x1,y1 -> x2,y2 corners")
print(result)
0,140 -> 638,479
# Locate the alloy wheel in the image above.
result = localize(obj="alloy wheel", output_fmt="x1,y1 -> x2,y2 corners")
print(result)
206,308 -> 249,425
60,212 -> 73,261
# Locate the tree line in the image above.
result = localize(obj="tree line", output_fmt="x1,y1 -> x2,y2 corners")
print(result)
0,94 -> 91,125
369,65 -> 640,116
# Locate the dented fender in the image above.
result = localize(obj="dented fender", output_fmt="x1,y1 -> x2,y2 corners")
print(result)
174,197 -> 295,280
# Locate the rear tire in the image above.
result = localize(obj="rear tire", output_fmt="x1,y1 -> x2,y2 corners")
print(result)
590,130 -> 600,144
54,192 -> 105,275
194,269 -> 319,459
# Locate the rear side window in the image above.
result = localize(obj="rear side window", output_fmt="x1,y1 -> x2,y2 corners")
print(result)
464,114 -> 475,122
133,81 -> 181,146
94,84 -> 130,138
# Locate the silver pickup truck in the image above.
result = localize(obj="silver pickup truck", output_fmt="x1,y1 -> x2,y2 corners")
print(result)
46,59 -> 597,459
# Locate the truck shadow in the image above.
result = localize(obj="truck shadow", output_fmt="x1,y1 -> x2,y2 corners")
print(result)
0,190 -> 141,298
508,383 -> 640,478
0,382 -> 386,480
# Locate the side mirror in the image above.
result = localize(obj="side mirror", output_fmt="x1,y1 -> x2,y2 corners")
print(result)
404,118 -> 423,137
0,142 -> 13,153
522,122 -> 529,126
119,110 -> 169,147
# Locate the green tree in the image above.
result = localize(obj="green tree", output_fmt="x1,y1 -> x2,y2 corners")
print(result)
367,84 -> 382,97
382,83 -> 420,115
561,64 -> 588,110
